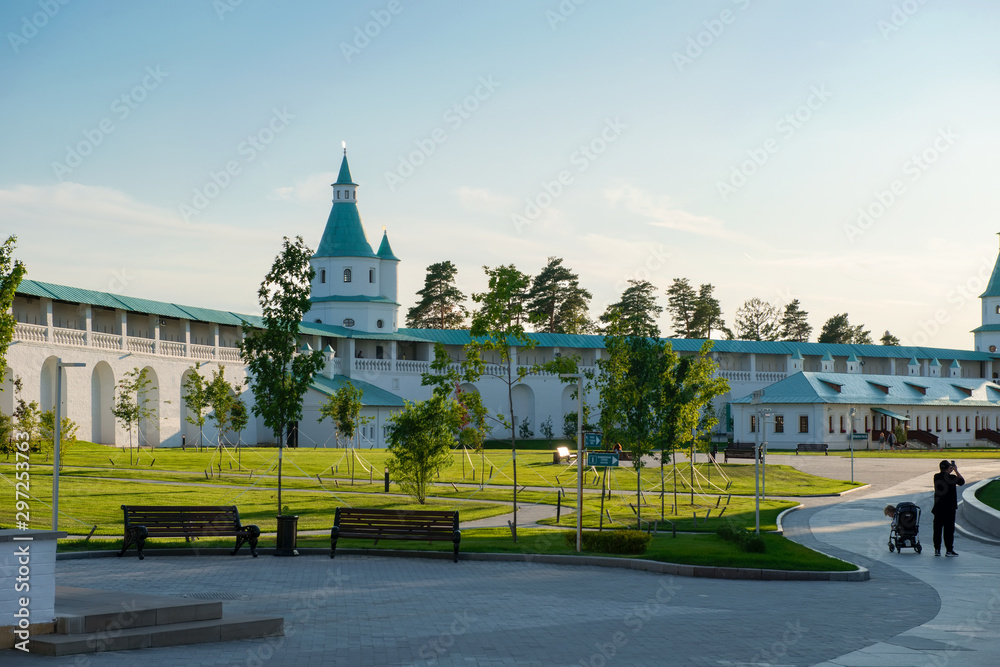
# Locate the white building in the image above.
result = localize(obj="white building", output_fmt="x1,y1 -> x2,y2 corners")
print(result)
7,153 -> 1000,450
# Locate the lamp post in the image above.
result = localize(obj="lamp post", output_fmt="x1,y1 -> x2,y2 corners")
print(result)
849,407 -> 857,483
560,373 -> 584,553
750,390 -> 763,534
53,359 -> 86,531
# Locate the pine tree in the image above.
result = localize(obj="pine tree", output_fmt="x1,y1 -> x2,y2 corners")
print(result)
600,280 -> 662,338
406,261 -> 468,329
666,278 -> 698,337
779,299 -> 812,342
526,257 -> 593,334
881,330 -> 901,346
690,283 -> 728,339
818,313 -> 871,344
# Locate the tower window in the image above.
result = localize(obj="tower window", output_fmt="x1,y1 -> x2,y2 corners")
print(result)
369,269 -> 375,283
336,191 -> 340,200
376,319 -> 384,329
343,268 -> 352,283
320,269 -> 326,284
343,318 -> 355,327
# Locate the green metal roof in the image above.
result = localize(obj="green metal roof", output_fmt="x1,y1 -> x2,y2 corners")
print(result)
18,280 -> 255,327
732,372 -> 1000,408
376,231 -> 399,261
310,375 -> 404,407
980,241 -> 1000,298
314,202 -> 376,258
335,154 -> 356,185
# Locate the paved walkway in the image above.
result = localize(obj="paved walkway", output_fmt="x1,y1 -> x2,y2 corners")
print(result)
4,456 -> 999,665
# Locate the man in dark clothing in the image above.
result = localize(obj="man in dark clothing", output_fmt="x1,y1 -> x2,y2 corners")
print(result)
932,459 -> 965,557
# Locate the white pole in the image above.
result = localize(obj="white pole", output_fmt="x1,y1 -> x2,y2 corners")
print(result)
53,360 -> 85,531
53,359 -> 62,531
755,407 -> 760,535
576,375 -> 583,553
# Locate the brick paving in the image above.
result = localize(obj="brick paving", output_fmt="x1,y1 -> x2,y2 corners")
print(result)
2,455 -> 998,666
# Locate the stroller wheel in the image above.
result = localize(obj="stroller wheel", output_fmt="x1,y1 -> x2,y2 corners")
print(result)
915,544 -> 922,554
889,542 -> 895,552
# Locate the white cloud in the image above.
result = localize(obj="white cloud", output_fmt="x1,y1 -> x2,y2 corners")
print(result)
271,172 -> 338,204
454,186 -> 518,213
604,184 -> 754,245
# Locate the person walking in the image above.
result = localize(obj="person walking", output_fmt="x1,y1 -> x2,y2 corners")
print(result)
887,431 -> 896,450
932,459 -> 965,557
878,432 -> 886,451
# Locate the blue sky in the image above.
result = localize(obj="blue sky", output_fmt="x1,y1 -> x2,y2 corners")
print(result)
2,0 -> 998,348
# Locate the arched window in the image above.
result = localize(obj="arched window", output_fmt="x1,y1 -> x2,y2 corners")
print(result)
343,268 -> 352,283
320,269 -> 326,284
369,268 -> 375,283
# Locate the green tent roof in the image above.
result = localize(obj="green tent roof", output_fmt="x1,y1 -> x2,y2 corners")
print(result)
310,375 -> 404,407
980,240 -> 1000,298
314,202 -> 376,258
335,154 -> 356,185
377,231 -> 399,261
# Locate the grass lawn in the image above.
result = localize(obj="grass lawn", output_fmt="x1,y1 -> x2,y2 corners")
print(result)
6,441 -> 861,496
829,449 -> 1000,459
975,479 -> 1000,511
58,528 -> 855,572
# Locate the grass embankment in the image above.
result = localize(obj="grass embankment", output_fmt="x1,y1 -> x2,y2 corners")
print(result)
976,479 -> 1000,511
60,528 -> 854,571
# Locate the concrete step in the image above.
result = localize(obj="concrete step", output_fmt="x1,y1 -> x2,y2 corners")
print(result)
29,613 -> 284,656
53,586 -> 223,634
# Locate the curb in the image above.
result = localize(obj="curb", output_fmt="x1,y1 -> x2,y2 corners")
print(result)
59,546 -> 868,582
774,504 -> 804,534
957,477 -> 1000,545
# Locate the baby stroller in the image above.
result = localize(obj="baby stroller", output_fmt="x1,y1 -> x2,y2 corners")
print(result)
888,501 -> 922,554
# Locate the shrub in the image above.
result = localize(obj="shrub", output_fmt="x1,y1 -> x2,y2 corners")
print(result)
716,523 -> 767,554
565,529 -> 651,555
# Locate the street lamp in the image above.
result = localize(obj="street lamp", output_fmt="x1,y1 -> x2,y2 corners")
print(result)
53,359 -> 86,531
750,390 -> 763,534
560,373 -> 584,553
849,407 -> 857,484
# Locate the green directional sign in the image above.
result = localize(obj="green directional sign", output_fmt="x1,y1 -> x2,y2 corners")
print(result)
851,433 -> 868,440
583,432 -> 603,450
587,452 -> 619,467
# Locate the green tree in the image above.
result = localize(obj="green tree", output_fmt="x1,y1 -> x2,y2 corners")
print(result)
779,299 -> 812,342
666,278 -> 698,338
690,283 -> 728,339
599,315 -> 728,527
11,376 -> 40,452
206,366 -> 240,473
39,410 -> 79,465
318,379 -> 373,484
386,394 -> 463,503
881,330 -> 901,346
1,235 -> 26,384
468,264 -> 536,538
229,394 -> 249,468
181,363 -> 209,451
600,279 -> 662,338
733,298 -> 780,341
526,257 -> 594,334
406,261 -> 468,329
421,342 -> 490,482
818,313 -> 871,344
110,367 -> 155,465
240,236 -> 326,516
539,416 -> 554,445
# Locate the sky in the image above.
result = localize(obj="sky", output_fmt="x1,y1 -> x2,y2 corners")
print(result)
2,0 -> 999,349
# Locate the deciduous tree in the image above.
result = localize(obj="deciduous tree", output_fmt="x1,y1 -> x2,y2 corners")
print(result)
1,235 -> 26,384
386,394 -> 462,504
181,363 -> 209,451
240,236 -> 326,515
733,298 -> 780,341
469,264 -> 536,538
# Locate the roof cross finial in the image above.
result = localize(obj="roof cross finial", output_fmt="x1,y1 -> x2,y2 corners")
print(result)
342,140 -> 347,156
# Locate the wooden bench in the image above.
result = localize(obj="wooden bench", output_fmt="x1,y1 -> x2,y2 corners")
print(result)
724,444 -> 763,463
119,505 -> 261,560
553,446 -> 577,464
796,443 -> 829,455
330,508 -> 461,563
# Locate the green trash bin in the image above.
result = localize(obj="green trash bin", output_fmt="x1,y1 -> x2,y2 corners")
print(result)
275,514 -> 299,557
